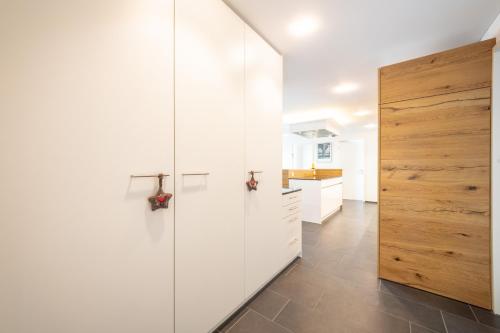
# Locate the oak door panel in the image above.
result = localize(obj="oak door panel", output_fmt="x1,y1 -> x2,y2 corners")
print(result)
379,87 -> 491,308
380,39 -> 495,104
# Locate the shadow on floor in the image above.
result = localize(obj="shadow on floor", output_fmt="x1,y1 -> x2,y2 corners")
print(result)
217,200 -> 500,333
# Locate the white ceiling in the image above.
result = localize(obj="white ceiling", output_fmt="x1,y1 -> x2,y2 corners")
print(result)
225,0 -> 500,130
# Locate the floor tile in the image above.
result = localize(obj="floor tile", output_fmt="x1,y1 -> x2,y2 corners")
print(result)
268,271 -> 324,308
380,280 -> 475,320
275,300 -> 362,333
410,323 -> 440,333
218,201 -> 491,333
355,304 -> 411,333
377,292 -> 446,332
472,306 -> 500,329
227,310 -> 291,333
442,311 -> 500,333
302,230 -> 320,246
248,289 -> 289,320
218,308 -> 249,332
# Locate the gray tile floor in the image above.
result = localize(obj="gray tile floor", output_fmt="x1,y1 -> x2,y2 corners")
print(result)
217,200 -> 500,333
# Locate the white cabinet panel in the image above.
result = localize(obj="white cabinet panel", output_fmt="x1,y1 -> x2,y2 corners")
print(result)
290,178 -> 343,224
0,1 -> 175,332
281,192 -> 303,267
244,26 -> 283,297
320,184 -> 342,219
174,0 -> 245,332
282,191 -> 301,206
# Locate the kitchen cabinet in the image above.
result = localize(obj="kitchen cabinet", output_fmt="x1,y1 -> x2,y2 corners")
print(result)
281,190 -> 303,265
289,177 -> 343,224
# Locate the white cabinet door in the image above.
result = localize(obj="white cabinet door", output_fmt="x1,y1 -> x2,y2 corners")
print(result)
320,185 -> 335,218
336,184 -> 344,209
0,1 -> 175,332
244,26 -> 283,297
321,183 -> 342,219
174,1 -> 245,332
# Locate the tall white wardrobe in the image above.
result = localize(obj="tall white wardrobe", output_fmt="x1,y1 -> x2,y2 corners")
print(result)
0,0 -> 289,333
175,0 -> 285,332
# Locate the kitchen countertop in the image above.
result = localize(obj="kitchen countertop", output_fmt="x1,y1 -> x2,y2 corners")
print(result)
288,175 -> 342,181
282,187 -> 302,195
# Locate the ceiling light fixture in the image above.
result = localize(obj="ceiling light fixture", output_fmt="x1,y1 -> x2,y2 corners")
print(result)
288,16 -> 319,38
332,83 -> 359,94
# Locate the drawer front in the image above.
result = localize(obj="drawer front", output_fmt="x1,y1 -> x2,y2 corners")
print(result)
282,191 -> 301,207
285,232 -> 301,262
283,212 -> 301,224
282,204 -> 301,218
285,211 -> 301,245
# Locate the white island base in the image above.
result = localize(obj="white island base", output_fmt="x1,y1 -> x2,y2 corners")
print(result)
289,176 -> 343,224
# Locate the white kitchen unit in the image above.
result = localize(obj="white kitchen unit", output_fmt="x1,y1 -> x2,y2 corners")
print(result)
244,27 -> 284,297
289,177 -> 343,224
0,1 -> 175,332
282,189 -> 303,264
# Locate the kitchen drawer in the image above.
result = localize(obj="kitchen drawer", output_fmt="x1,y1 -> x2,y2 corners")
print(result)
282,203 -> 301,218
283,212 -> 301,224
282,191 -> 301,207
285,233 -> 301,262
285,217 -> 301,238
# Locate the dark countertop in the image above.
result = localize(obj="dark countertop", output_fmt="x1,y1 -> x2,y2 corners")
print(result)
288,175 -> 342,181
282,188 -> 302,195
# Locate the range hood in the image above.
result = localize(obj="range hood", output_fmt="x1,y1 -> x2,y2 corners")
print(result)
289,120 -> 340,138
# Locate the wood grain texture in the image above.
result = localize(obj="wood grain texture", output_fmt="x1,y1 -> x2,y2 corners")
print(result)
380,39 -> 495,105
282,169 -> 343,186
378,40 -> 493,309
282,169 -> 289,187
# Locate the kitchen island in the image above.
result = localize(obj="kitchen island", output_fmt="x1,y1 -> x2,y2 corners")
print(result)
288,175 -> 343,224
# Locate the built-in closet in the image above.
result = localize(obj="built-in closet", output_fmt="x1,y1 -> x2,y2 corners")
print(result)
0,0 -> 290,332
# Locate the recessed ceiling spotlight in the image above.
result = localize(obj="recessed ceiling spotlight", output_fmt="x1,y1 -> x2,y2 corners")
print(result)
364,123 -> 377,129
288,16 -> 319,38
332,83 -> 359,94
354,110 -> 371,117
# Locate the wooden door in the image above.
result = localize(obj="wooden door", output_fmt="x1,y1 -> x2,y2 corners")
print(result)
174,0 -> 246,332
0,1 -> 175,332
379,39 -> 495,308
244,26 -> 283,297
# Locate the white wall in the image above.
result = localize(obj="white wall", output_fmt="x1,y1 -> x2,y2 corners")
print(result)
282,127 -> 378,202
339,140 -> 365,200
484,15 -> 500,314
339,128 -> 378,202
282,135 -> 342,169
363,129 -> 379,202
282,133 -> 309,168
